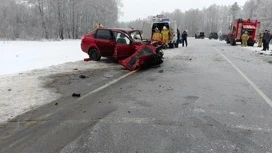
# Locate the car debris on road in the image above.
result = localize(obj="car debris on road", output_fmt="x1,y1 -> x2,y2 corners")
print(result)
72,93 -> 81,97
79,75 -> 87,79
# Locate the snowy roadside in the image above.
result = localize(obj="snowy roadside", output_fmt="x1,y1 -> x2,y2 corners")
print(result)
245,44 -> 272,55
0,40 -> 118,124
0,60 -> 118,124
217,39 -> 272,55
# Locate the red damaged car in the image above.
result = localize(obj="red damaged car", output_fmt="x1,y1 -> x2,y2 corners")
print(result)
81,28 -> 164,71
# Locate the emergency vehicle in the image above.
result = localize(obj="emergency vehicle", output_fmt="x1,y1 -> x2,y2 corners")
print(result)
226,18 -> 261,46
142,15 -> 178,48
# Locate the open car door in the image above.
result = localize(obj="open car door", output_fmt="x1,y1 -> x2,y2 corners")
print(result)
112,32 -> 135,60
169,21 -> 177,41
142,22 -> 152,40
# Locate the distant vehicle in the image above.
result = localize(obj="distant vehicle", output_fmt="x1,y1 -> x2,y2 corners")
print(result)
81,28 -> 164,70
226,18 -> 260,46
209,32 -> 218,39
219,34 -> 228,41
142,15 -> 178,48
195,32 -> 205,39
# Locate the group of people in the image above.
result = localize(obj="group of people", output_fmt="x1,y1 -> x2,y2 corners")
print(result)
152,27 -> 188,47
152,26 -> 171,46
258,30 -> 271,51
240,30 -> 271,50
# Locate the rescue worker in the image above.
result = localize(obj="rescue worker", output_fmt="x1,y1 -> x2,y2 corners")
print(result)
181,30 -> 188,47
152,28 -> 162,42
258,33 -> 263,47
161,26 -> 170,46
241,31 -> 249,47
177,29 -> 180,43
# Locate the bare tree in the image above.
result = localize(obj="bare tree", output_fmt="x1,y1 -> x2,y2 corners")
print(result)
230,2 -> 241,20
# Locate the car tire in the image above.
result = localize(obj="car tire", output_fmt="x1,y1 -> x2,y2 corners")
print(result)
226,40 -> 230,44
230,38 -> 236,46
247,40 -> 255,47
248,43 -> 254,47
88,48 -> 101,61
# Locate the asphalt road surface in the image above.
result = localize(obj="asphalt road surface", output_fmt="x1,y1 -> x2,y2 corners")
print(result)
1,39 -> 272,153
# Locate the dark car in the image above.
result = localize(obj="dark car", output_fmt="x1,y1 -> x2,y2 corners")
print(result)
209,32 -> 218,39
195,32 -> 205,39
81,28 -> 164,70
219,34 -> 228,41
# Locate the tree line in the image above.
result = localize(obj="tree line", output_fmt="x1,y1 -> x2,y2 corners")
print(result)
121,0 -> 272,36
1,0 -> 271,40
0,0 -> 121,40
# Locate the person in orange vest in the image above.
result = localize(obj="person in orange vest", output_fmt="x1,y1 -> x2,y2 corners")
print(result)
161,26 -> 170,46
152,28 -> 162,42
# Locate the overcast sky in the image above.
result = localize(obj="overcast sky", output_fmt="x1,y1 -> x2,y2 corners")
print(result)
119,0 -> 248,22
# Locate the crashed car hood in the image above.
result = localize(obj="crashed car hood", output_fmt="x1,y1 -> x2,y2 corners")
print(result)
119,43 -> 161,71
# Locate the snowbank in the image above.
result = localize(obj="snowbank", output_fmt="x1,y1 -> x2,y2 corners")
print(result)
0,40 -> 87,75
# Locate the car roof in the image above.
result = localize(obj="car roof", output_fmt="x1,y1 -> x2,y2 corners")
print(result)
98,28 -> 140,33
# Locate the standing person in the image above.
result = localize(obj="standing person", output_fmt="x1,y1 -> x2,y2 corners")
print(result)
182,30 -> 188,47
176,29 -> 180,46
241,31 -> 249,47
262,30 -> 270,51
258,33 -> 263,47
268,31 -> 271,50
161,26 -> 170,47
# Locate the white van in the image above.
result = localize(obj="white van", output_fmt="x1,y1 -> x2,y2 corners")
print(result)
142,15 -> 178,48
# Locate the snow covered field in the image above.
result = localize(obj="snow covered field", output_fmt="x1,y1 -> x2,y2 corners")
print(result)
0,40 -> 87,75
0,40 -> 115,123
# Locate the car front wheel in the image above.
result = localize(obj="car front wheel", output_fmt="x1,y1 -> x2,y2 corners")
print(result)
89,48 -> 101,61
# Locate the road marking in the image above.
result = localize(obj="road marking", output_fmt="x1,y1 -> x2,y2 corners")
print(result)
24,113 -> 53,127
77,70 -> 138,102
214,47 -> 272,108
1,70 -> 138,140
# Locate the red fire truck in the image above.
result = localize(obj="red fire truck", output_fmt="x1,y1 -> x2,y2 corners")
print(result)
226,19 -> 260,46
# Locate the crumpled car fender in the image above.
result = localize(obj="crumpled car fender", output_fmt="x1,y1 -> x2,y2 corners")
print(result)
119,43 -> 163,71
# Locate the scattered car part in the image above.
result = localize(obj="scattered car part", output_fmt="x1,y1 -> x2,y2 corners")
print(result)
72,93 -> 81,97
